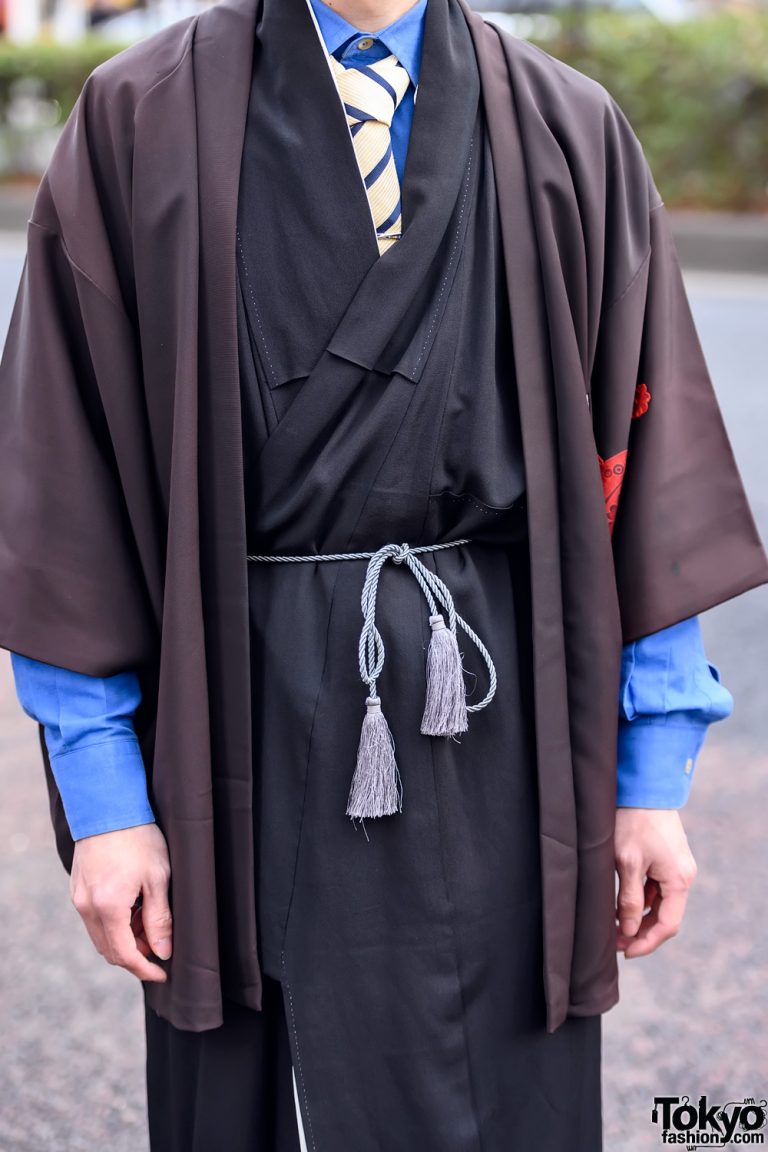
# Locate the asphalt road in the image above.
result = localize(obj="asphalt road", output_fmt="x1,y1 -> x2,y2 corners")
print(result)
0,235 -> 766,1151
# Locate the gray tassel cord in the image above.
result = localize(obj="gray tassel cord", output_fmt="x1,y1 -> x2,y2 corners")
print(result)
352,541 -> 496,818
422,613 -> 468,736
347,697 -> 403,819
246,537 -> 497,820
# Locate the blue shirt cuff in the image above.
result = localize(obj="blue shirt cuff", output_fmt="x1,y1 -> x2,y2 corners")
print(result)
616,717 -> 708,808
48,734 -> 155,841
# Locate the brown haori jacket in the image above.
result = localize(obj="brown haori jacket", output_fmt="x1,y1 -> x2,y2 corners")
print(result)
0,0 -> 765,1033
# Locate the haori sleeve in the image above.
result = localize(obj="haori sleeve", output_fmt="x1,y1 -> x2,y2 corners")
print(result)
0,76 -> 160,677
590,152 -> 768,645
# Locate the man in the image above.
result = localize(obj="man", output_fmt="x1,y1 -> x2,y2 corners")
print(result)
1,0 -> 766,1148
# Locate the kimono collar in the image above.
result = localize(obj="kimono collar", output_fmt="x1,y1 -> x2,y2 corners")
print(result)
235,0 -> 480,386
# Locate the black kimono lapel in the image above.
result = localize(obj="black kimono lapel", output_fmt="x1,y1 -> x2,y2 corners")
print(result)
236,0 -> 479,390
237,0 -> 480,554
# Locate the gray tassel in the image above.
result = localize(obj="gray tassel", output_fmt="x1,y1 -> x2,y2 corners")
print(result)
420,614 -> 468,736
346,697 -> 403,819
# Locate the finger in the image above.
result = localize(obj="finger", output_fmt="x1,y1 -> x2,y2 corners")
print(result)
616,876 -> 662,947
620,889 -> 662,955
100,908 -> 168,983
131,906 -> 154,960
134,935 -> 154,961
615,852 -> 647,937
624,884 -> 689,958
141,875 -> 173,961
643,877 -> 660,912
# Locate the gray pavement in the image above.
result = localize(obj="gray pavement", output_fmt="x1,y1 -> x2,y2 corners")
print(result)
0,250 -> 766,1150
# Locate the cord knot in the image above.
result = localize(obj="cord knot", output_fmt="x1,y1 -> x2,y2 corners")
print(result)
347,538 -> 497,821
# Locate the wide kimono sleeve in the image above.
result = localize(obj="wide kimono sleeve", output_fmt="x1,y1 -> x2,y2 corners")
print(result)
590,139 -> 768,645
0,72 -> 160,677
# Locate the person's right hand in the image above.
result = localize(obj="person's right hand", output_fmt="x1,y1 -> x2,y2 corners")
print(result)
69,823 -> 172,983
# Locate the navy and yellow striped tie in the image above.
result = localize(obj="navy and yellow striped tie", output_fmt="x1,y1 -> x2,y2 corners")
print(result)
328,51 -> 412,255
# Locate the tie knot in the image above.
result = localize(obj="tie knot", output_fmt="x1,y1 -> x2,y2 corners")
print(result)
329,51 -> 411,130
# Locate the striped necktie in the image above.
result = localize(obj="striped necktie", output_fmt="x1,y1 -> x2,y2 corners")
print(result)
328,50 -> 412,255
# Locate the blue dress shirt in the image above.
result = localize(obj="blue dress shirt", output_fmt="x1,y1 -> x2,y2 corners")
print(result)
11,657 -> 155,840
616,615 -> 732,806
9,0 -> 734,840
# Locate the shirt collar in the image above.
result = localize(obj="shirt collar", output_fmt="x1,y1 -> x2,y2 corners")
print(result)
307,0 -> 428,87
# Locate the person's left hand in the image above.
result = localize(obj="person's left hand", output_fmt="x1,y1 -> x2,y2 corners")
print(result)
614,807 -> 698,958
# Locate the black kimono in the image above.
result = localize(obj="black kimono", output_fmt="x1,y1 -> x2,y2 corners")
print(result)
1,0 -> 766,1148
226,0 -> 599,1145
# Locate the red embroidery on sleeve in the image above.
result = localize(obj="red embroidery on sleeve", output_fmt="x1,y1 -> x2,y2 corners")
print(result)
597,450 -> 628,536
596,385 -> 647,536
632,382 -> 651,418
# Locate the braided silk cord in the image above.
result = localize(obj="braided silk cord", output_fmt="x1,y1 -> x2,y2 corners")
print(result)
247,539 -> 497,713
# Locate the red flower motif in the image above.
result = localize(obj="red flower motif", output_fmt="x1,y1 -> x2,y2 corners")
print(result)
597,450 -> 628,537
632,381 -> 651,419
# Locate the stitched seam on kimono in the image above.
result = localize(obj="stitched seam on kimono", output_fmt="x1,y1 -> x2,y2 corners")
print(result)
414,136 -> 475,367
236,228 -> 280,389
